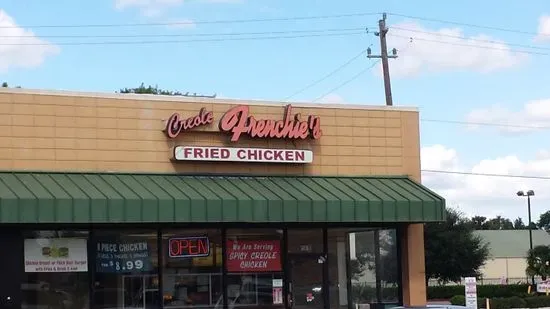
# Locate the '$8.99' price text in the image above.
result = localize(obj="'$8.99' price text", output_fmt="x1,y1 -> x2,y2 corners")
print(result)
112,260 -> 144,271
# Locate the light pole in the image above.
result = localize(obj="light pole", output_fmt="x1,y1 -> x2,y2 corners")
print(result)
517,190 -> 535,285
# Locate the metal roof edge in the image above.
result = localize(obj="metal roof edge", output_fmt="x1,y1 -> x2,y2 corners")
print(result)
0,87 -> 419,112
0,170 -> 413,179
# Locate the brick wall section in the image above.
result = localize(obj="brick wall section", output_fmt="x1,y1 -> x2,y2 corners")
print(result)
0,90 -> 421,180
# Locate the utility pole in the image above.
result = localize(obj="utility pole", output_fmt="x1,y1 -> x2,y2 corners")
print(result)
367,13 -> 398,106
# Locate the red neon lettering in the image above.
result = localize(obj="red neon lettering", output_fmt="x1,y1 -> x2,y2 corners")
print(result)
218,105 -> 322,142
164,108 -> 214,138
169,238 -> 209,257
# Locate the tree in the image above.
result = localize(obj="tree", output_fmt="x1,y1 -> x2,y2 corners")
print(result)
471,216 -> 488,229
514,217 -> 527,229
118,83 -> 216,97
425,208 -> 490,284
348,230 -> 399,284
526,245 -> 550,280
1,82 -> 21,88
483,216 -> 514,230
538,211 -> 550,232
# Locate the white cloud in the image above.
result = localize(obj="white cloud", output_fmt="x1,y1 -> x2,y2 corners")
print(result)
421,144 -> 550,221
0,10 -> 59,73
317,93 -> 346,104
114,0 -> 184,17
383,21 -> 528,78
465,99 -> 550,134
535,15 -> 550,42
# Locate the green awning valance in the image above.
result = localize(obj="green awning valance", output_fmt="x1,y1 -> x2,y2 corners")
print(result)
0,173 -> 445,224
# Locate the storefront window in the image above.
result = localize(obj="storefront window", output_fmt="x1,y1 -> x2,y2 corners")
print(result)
327,229 -> 349,309
92,230 -> 159,309
348,229 -> 399,307
287,229 -> 324,309
22,230 -> 90,309
162,229 -> 222,309
377,230 -> 399,303
226,229 -> 284,309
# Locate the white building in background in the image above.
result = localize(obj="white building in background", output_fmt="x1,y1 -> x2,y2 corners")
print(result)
474,230 -> 550,284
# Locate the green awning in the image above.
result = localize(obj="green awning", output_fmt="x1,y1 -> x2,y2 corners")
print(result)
0,172 -> 445,224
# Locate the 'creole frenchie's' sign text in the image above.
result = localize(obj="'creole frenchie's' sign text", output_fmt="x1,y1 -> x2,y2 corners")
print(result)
164,104 -> 322,142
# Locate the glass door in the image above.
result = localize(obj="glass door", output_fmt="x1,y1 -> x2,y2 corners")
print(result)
287,229 -> 325,309
122,274 -> 159,309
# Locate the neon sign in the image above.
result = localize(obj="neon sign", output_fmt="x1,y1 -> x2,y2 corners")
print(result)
168,236 -> 210,258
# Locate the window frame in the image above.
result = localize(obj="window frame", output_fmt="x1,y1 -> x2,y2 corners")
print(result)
9,224 -> 403,309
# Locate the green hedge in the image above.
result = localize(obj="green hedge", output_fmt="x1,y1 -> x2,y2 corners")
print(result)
450,295 -> 550,309
352,283 -> 533,302
428,284 -> 531,299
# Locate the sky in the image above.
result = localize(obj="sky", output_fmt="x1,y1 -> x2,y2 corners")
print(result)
1,0 -> 550,223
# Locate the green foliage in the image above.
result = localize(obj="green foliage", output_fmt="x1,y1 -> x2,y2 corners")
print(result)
526,245 -> 550,280
525,296 -> 550,308
538,211 -> 550,232
469,214 -> 544,230
349,230 -> 399,284
350,284 -> 398,303
354,283 -> 532,302
1,82 -> 21,88
427,284 -> 530,299
514,217 -> 527,229
450,295 -> 466,305
118,82 -> 216,97
119,83 -> 184,95
425,208 -> 490,283
450,295 -> 550,309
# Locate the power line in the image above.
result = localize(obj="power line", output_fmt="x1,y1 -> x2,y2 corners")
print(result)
387,13 -> 547,38
0,27 -> 367,39
420,119 -> 550,130
0,31 -> 365,46
283,48 -> 368,101
421,169 -> 550,180
1,12 -> 381,29
311,41 -> 414,103
312,59 -> 381,102
389,33 -> 549,56
390,26 -> 550,52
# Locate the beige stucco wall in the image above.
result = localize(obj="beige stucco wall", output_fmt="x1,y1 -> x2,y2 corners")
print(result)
0,89 -> 421,180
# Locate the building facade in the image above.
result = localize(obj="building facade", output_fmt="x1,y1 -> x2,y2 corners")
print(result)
0,88 -> 445,309
474,230 -> 550,284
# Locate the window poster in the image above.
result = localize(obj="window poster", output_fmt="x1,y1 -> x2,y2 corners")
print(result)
95,238 -> 153,273
24,238 -> 88,273
226,239 -> 281,272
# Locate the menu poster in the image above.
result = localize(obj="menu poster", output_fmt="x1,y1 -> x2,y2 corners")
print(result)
95,239 -> 152,273
226,240 -> 281,272
24,238 -> 88,273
